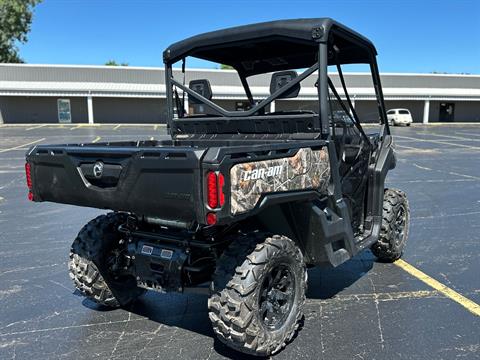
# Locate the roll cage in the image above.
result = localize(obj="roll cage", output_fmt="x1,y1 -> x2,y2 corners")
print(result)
163,18 -> 390,139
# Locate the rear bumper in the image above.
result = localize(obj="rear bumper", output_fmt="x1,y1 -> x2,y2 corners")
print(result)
391,118 -> 413,124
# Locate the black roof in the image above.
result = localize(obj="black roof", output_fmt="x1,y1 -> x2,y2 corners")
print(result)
163,18 -> 377,76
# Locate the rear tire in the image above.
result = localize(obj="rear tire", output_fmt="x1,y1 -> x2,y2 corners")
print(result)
68,213 -> 145,307
371,189 -> 410,262
208,233 -> 306,356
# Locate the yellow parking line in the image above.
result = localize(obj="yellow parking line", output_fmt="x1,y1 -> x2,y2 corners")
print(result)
92,136 -> 101,143
395,259 -> 480,317
113,124 -> 121,130
154,125 -> 158,131
0,138 -> 46,153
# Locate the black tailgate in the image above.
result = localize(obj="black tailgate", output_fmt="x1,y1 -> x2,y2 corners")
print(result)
26,144 -> 206,225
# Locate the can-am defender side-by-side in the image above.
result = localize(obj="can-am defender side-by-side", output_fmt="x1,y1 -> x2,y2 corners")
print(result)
25,18 -> 409,356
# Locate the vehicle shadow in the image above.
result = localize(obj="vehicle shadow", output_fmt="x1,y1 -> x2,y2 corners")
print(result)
84,250 -> 375,359
306,250 -> 375,299
127,291 -> 265,359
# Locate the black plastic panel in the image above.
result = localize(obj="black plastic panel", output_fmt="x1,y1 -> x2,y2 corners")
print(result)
27,144 -> 206,226
174,113 -> 319,134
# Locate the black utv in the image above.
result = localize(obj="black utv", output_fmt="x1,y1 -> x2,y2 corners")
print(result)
25,18 -> 409,356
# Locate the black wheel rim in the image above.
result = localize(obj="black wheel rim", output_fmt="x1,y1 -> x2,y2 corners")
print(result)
393,204 -> 407,246
258,264 -> 296,330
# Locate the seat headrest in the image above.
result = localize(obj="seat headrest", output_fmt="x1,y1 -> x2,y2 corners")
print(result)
189,79 -> 213,104
270,71 -> 300,99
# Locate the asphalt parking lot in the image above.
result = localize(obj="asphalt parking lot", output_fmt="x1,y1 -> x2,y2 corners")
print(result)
0,123 -> 479,359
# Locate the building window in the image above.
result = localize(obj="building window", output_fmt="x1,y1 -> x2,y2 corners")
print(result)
57,99 -> 72,123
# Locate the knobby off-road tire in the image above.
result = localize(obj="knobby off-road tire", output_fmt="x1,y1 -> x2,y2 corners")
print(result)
208,233 -> 307,356
68,212 -> 144,307
371,189 -> 410,262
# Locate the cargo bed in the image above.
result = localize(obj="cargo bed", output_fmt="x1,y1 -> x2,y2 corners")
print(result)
26,136 -> 329,229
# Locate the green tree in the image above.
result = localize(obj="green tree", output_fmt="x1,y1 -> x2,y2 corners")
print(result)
0,0 -> 42,63
105,60 -> 129,66
220,64 -> 234,70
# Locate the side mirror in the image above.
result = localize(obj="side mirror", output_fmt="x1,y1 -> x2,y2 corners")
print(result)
270,71 -> 300,99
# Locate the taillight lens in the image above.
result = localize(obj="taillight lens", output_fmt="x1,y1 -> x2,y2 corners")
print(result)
206,212 -> 217,225
25,162 -> 34,201
25,163 -> 32,189
218,173 -> 225,206
207,171 -> 218,208
205,171 -> 225,225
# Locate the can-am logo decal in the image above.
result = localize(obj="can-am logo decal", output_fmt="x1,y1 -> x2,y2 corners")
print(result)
230,147 -> 331,215
242,165 -> 283,181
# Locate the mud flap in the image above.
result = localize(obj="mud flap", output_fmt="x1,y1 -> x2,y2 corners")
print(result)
290,199 -> 356,267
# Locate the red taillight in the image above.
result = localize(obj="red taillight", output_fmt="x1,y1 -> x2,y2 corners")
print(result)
25,162 -> 34,201
25,163 -> 32,189
207,171 -> 218,208
205,171 -> 225,225
206,212 -> 217,225
218,173 -> 225,206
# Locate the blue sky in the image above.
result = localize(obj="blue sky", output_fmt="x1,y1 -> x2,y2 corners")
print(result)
19,0 -> 480,74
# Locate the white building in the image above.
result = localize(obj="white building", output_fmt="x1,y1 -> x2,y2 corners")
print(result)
1,64 -> 479,124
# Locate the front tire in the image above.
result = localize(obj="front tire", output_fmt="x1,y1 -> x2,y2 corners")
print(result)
68,213 -> 144,307
371,189 -> 410,262
209,233 -> 306,356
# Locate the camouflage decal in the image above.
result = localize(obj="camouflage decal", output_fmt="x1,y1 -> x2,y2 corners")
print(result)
230,147 -> 330,215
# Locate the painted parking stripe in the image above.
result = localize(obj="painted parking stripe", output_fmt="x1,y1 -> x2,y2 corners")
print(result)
395,144 -> 424,151
25,124 -> 47,131
421,132 -> 480,142
113,124 -> 122,130
395,259 -> 480,317
0,138 -> 45,153
92,136 -> 101,143
395,135 -> 480,150
0,170 -> 24,173
412,162 -> 480,180
395,144 -> 439,154
69,124 -> 101,131
455,131 -> 480,138
389,178 -> 475,184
